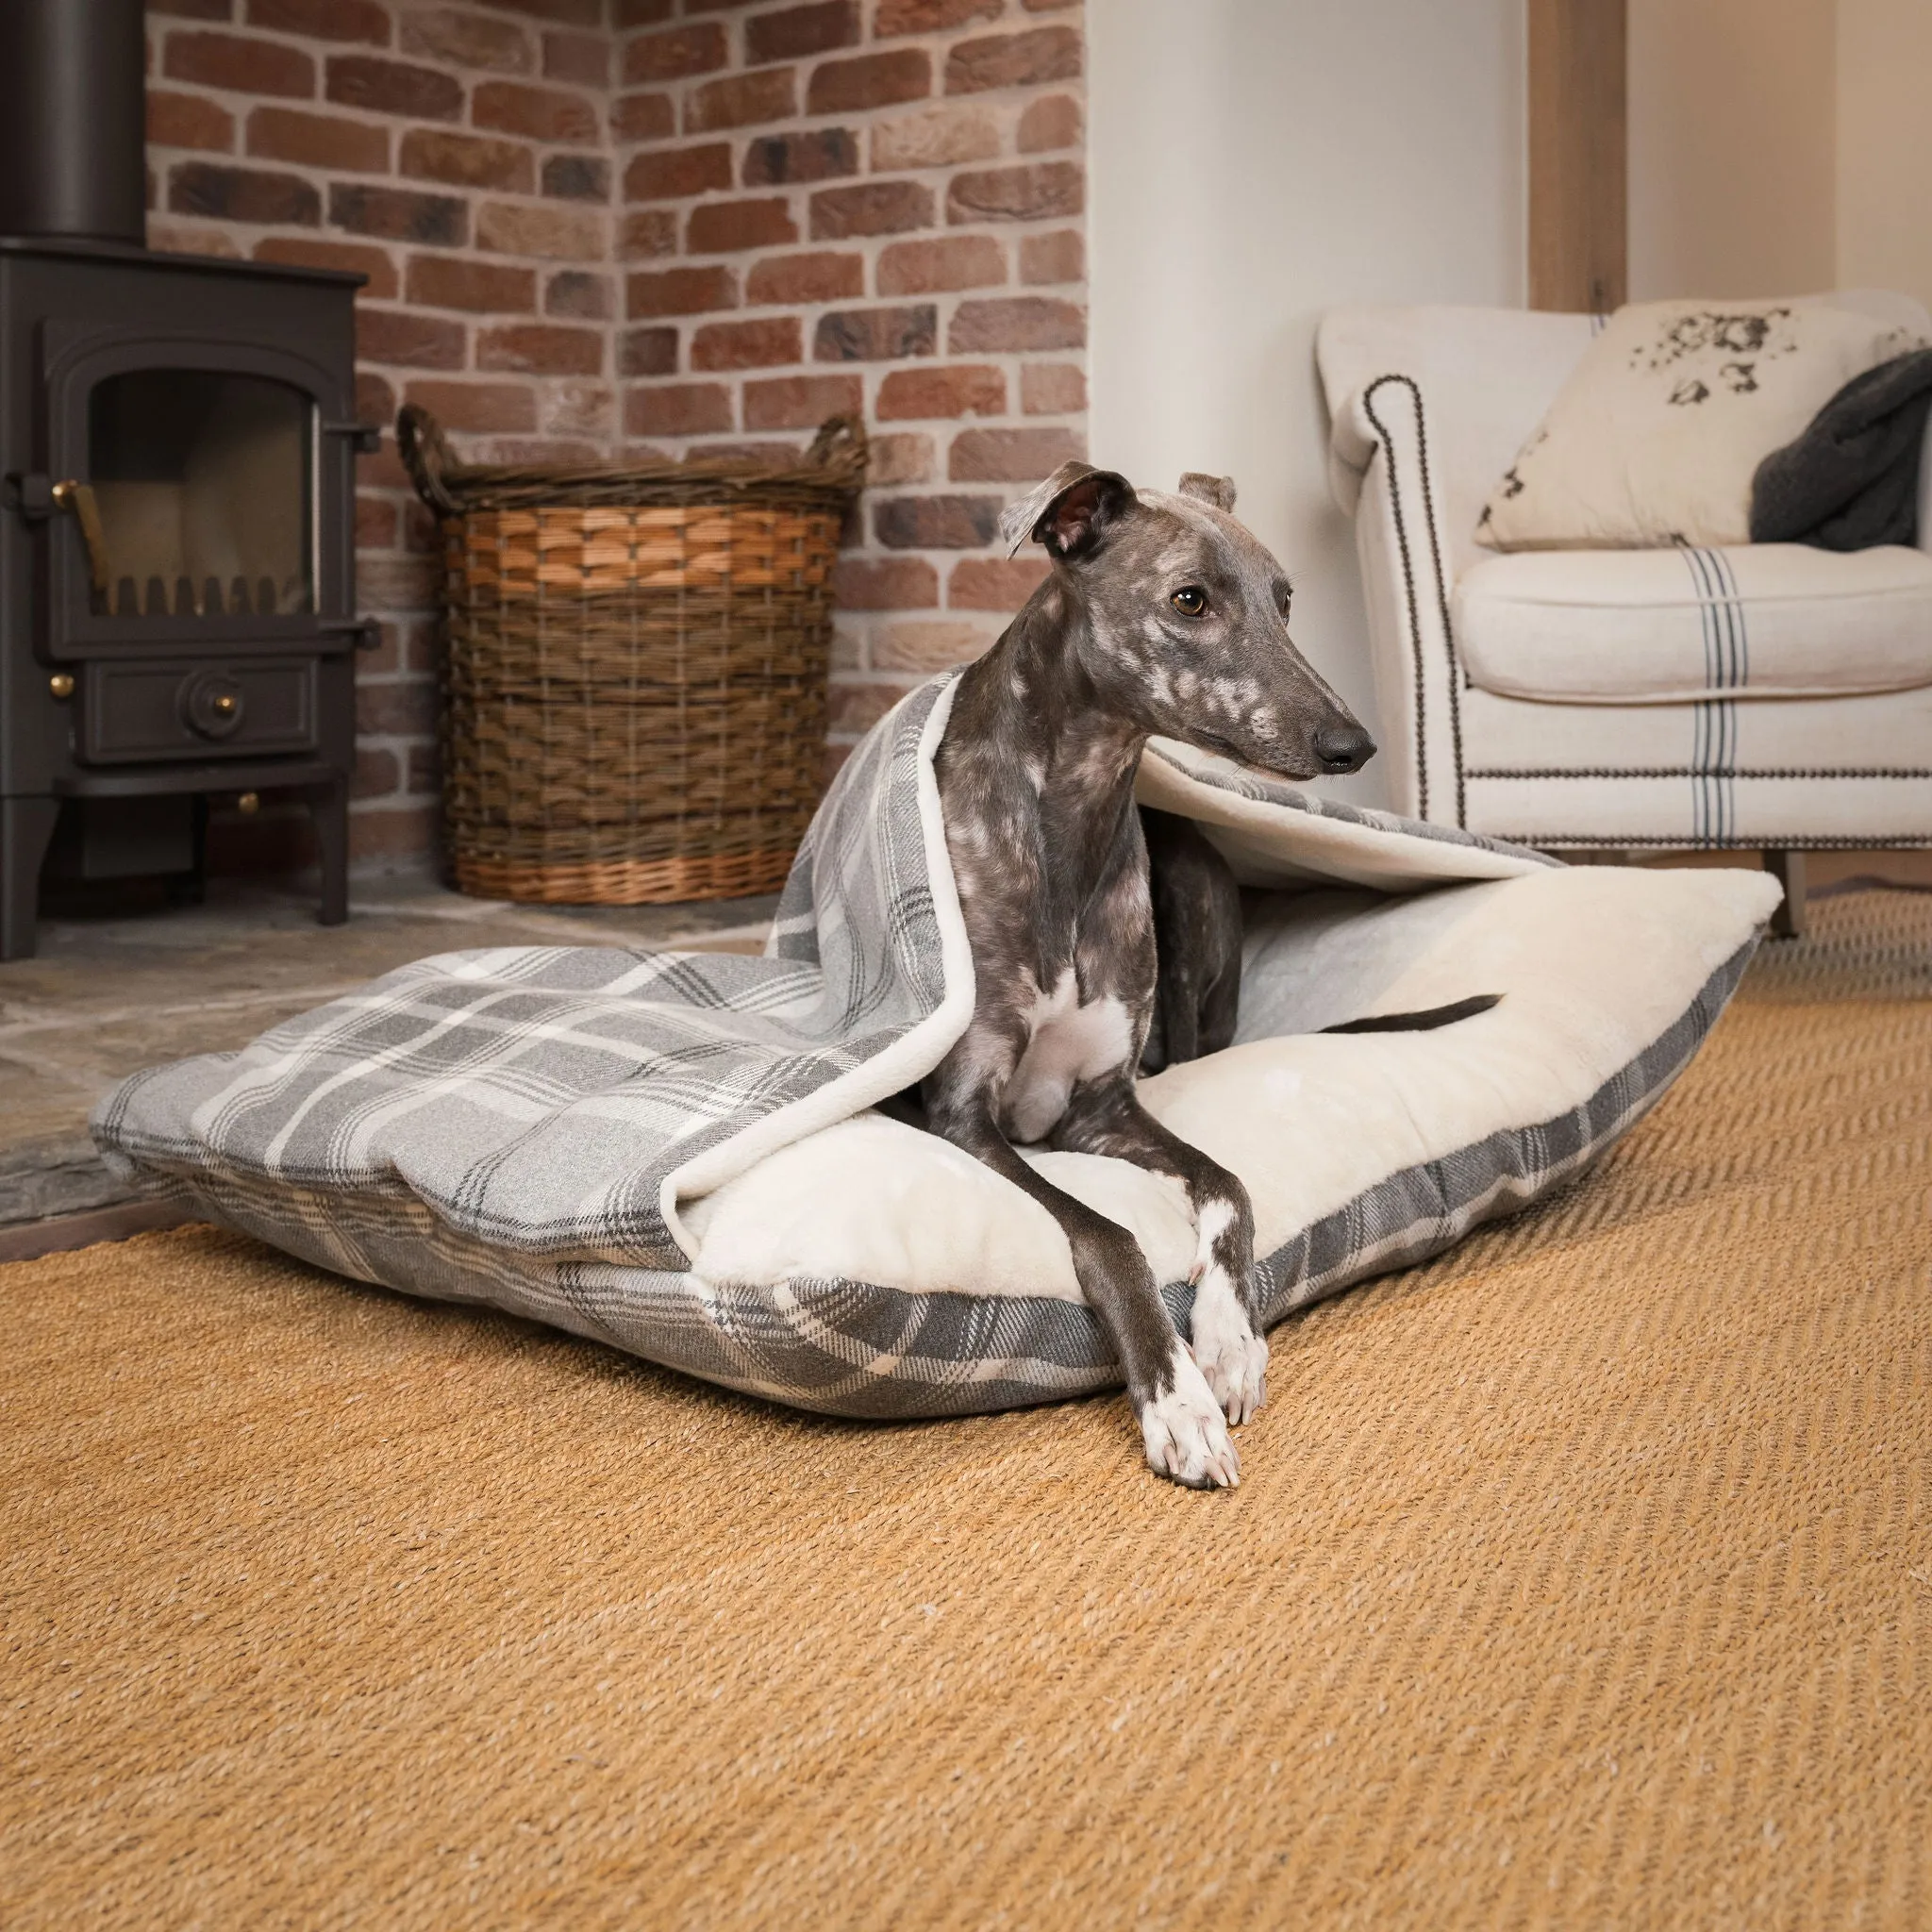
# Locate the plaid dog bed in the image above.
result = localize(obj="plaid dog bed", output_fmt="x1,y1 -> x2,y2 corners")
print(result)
93,675 -> 1779,1417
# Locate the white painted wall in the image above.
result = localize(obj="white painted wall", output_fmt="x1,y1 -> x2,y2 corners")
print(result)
1088,0 -> 1527,803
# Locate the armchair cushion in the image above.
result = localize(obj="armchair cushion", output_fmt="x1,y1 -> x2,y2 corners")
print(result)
1455,541 -> 1932,705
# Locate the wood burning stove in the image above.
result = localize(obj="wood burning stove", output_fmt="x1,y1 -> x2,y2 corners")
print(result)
0,0 -> 372,960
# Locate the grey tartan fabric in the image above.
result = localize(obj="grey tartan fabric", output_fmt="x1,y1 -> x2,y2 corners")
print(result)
102,940 -> 1750,1421
93,671 -> 1748,1420
96,675 -> 962,1274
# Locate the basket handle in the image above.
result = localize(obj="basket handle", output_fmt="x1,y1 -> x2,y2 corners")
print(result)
395,403 -> 461,516
804,412 -> 868,483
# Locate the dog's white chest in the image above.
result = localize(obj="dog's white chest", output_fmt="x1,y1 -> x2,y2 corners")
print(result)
1002,968 -> 1133,1143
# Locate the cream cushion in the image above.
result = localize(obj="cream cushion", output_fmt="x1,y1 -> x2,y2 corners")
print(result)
1475,298 -> 1923,551
1454,542 -> 1932,704
685,866 -> 1778,1305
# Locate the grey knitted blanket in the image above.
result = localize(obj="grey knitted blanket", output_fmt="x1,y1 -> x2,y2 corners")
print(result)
1752,347 -> 1932,550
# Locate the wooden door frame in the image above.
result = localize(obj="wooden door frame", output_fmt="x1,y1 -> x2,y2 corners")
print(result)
1529,0 -> 1627,311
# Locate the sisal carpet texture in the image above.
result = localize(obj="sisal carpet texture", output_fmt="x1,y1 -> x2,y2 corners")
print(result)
4,889 -> 1929,1930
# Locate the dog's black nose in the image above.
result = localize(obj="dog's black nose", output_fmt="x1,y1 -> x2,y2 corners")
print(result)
1315,723 -> 1374,774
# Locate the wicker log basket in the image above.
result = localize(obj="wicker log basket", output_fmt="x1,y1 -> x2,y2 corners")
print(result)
398,405 -> 866,906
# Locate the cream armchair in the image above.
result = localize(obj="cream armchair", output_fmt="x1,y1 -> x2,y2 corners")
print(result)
1317,296 -> 1932,928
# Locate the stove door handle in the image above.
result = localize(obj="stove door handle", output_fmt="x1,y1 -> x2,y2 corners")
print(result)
8,474 -> 112,595
51,480 -> 112,597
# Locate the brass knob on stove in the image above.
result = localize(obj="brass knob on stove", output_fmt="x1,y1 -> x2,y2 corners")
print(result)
180,673 -> 245,740
48,672 -> 75,700
237,791 -> 260,815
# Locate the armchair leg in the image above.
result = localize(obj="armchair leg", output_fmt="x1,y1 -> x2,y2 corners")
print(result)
1765,849 -> 1807,941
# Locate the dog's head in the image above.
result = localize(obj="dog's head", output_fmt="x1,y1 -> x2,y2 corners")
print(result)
998,463 -> 1374,779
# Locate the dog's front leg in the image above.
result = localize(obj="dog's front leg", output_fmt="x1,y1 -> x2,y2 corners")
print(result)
1051,1077 -> 1268,1425
924,1087 -> 1240,1488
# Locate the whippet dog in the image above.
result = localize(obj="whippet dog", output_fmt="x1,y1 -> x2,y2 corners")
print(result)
919,463 -> 1375,1488
1138,807 -> 1243,1075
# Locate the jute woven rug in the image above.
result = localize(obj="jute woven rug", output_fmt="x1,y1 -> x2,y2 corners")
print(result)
5,888 -> 1928,1930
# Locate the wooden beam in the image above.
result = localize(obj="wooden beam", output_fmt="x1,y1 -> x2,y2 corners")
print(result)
1529,0 -> 1628,312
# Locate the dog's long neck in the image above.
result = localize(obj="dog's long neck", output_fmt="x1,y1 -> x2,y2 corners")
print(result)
949,583 -> 1149,933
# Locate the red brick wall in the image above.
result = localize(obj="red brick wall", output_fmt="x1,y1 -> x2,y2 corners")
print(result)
142,0 -> 1085,871
610,0 -> 1087,755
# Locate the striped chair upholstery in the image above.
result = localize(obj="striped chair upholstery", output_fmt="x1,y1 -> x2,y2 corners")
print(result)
1317,297 -> 1932,868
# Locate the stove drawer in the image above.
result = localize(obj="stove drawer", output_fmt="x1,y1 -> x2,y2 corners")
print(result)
78,658 -> 319,765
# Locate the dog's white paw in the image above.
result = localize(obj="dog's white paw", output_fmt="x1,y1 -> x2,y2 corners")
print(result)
1140,1352 -> 1241,1489
1190,1269 -> 1269,1425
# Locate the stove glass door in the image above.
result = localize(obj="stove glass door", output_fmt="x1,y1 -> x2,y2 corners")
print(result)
86,370 -> 314,619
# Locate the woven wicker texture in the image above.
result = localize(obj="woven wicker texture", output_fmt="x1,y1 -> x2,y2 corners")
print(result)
399,407 -> 865,906
6,887 -> 1929,1929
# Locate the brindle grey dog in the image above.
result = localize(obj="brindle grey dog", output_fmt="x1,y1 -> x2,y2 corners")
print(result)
922,461 -> 1374,1489
1138,807 -> 1243,1075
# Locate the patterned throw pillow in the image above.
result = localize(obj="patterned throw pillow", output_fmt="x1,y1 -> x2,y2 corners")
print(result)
1476,298 -> 1923,551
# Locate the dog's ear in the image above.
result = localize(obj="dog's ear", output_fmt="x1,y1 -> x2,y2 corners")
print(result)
1177,472 -> 1238,512
999,461 -> 1138,559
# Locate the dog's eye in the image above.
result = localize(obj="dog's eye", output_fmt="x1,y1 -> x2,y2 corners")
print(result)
1170,585 -> 1208,617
